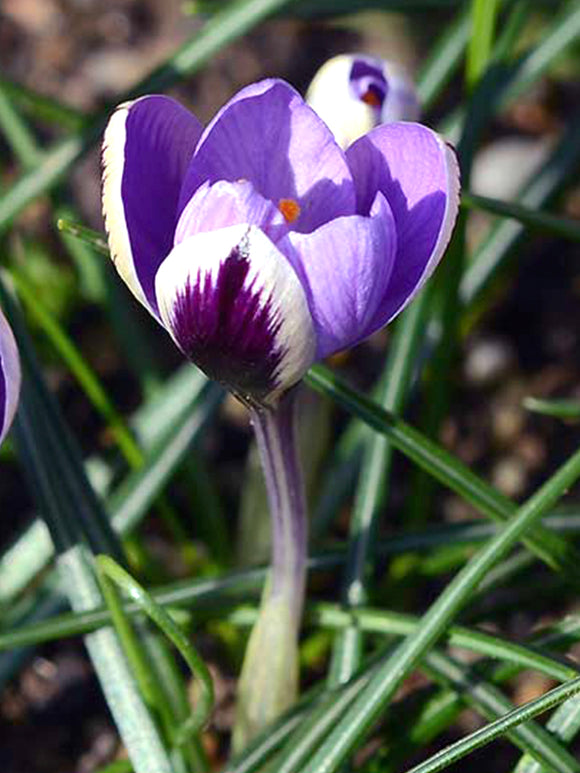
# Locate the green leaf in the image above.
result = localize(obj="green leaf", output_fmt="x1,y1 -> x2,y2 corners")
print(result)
461,192 -> 580,242
406,676 -> 580,773
306,365 -> 580,581
97,556 -> 214,744
524,397 -> 580,421
278,399 -> 580,772
466,0 -> 501,89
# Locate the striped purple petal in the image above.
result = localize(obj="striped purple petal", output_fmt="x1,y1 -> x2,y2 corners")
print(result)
102,95 -> 203,317
0,307 -> 21,447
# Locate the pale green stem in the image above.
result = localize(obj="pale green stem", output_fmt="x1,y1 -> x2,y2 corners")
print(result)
233,390 -> 308,751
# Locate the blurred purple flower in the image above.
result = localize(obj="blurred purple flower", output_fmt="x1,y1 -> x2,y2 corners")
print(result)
0,306 -> 21,446
306,54 -> 421,148
102,79 -> 459,406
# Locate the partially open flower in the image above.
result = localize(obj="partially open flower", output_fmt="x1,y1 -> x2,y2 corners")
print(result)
0,306 -> 21,447
306,54 -> 421,148
102,79 -> 458,406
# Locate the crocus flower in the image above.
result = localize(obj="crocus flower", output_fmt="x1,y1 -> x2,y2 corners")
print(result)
306,54 -> 421,149
102,77 -> 459,746
102,78 -> 459,408
0,306 -> 21,447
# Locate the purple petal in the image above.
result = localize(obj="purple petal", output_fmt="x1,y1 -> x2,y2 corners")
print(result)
178,79 -> 356,233
155,224 -> 316,404
0,307 -> 21,447
346,122 -> 460,323
175,179 -> 287,245
102,95 -> 203,316
280,192 -> 397,359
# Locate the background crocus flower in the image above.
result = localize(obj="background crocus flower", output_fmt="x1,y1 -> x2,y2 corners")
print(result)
102,78 -> 458,408
0,306 -> 21,447
306,54 -> 421,149
102,77 -> 459,747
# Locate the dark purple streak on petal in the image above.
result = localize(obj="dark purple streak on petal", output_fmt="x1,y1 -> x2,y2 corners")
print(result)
170,245 -> 284,401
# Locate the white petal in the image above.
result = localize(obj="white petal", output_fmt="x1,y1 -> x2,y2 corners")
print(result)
155,224 -> 316,404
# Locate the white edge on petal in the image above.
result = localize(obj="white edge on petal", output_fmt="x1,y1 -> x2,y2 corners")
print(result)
386,129 -> 461,325
155,224 -> 316,403
0,307 -> 21,445
101,98 -> 153,314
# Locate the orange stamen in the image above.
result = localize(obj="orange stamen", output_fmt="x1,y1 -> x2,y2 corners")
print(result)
361,89 -> 381,108
278,198 -> 301,223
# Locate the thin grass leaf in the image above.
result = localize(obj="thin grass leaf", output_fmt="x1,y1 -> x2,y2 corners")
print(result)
461,118 -> 580,310
232,603 -> 580,684
97,556 -> 214,744
524,397 -> 580,421
6,516 -> 580,652
57,218 -> 109,255
10,269 -> 143,466
416,8 -> 471,112
328,292 -> 430,687
0,365 -> 212,605
306,365 -> 580,581
11,375 -> 172,771
502,0 -> 580,106
405,676 -> 580,773
0,74 -> 87,131
461,192 -> 580,241
280,431 -> 580,773
466,0 -> 501,89
423,650 -> 580,773
0,85 -> 41,166
515,694 -> 580,773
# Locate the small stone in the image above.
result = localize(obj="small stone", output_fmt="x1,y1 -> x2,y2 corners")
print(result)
492,456 -> 527,498
464,337 -> 515,386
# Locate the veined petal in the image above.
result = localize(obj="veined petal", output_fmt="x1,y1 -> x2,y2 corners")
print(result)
347,122 -> 460,323
155,224 -> 316,404
307,55 -> 420,149
0,307 -> 21,447
178,79 -> 356,233
175,179 -> 286,245
281,192 -> 397,359
102,95 -> 203,317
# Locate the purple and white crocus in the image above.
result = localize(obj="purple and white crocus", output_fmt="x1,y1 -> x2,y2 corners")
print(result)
102,78 -> 458,408
101,76 -> 459,744
306,54 -> 421,149
0,307 -> 20,448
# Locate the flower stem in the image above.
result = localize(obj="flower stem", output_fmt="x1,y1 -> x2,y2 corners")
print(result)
233,390 -> 308,750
